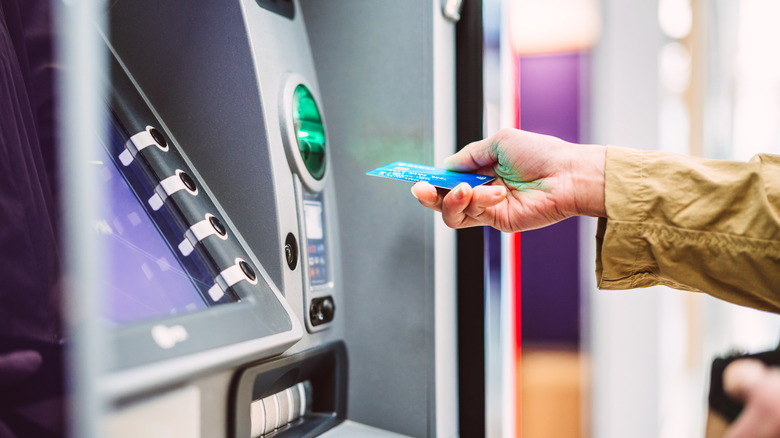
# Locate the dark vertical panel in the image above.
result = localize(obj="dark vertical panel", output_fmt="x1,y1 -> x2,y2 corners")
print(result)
0,1 -> 64,436
519,53 -> 584,347
455,1 -> 485,436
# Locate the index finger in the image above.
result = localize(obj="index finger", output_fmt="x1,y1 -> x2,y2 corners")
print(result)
411,181 -> 443,212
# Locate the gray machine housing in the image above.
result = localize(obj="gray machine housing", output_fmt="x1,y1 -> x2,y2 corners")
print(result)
98,0 -> 459,436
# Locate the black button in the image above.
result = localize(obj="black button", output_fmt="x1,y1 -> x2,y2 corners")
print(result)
149,127 -> 167,148
284,233 -> 298,270
321,297 -> 335,320
209,216 -> 227,236
309,296 -> 335,326
239,260 -> 256,281
179,171 -> 197,192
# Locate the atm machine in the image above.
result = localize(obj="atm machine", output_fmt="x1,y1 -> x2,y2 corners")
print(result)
0,0 -> 477,436
61,0 -> 468,437
94,0 -> 356,435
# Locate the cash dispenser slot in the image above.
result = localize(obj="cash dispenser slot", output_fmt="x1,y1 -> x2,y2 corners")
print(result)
232,342 -> 347,438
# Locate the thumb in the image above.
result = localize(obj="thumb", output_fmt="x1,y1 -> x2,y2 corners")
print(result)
444,136 -> 499,172
724,359 -> 767,401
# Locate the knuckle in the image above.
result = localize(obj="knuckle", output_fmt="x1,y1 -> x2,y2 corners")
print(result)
441,213 -> 461,229
494,128 -> 517,143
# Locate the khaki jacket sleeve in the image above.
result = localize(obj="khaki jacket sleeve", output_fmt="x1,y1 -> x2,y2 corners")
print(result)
595,146 -> 780,313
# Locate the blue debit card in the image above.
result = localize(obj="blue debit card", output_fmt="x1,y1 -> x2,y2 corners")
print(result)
366,161 -> 495,190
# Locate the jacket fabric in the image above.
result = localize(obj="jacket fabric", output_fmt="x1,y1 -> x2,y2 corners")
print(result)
596,146 -> 780,313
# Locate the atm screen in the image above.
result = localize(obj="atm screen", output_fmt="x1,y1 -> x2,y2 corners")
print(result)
96,126 -> 231,325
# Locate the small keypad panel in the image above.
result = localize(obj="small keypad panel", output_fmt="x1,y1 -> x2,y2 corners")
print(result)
302,192 -> 329,288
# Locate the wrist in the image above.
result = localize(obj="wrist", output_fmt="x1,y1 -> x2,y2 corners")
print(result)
571,143 -> 606,218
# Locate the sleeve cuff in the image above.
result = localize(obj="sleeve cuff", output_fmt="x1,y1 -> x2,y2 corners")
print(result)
594,146 -> 699,292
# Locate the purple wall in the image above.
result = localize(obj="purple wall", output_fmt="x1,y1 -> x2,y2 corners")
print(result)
519,52 -> 587,348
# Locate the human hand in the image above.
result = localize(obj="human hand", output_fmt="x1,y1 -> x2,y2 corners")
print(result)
410,129 -> 606,232
722,358 -> 780,438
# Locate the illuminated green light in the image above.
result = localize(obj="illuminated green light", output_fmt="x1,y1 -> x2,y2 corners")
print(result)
293,85 -> 326,180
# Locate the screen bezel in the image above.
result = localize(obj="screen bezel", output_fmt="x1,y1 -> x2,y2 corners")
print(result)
97,52 -> 302,385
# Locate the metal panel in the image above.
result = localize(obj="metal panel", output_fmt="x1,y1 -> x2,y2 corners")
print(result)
300,1 -> 458,436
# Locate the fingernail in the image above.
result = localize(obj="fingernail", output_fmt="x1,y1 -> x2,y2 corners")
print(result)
410,185 -> 419,199
452,183 -> 468,200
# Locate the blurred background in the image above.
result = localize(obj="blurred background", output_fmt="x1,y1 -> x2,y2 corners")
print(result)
487,0 -> 780,437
